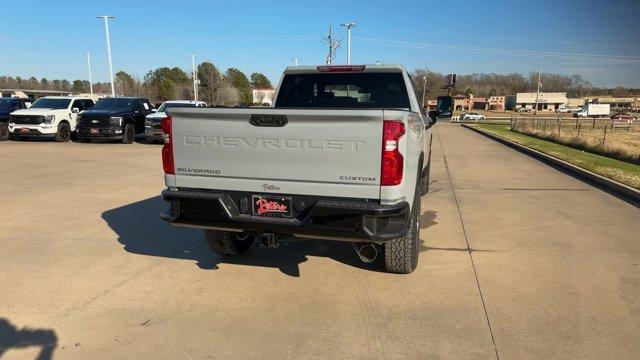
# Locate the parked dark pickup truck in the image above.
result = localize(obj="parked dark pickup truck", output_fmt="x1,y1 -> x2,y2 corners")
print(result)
0,97 -> 32,141
76,97 -> 154,143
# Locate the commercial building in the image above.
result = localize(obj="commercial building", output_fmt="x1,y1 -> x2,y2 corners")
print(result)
452,94 -> 473,111
472,97 -> 488,110
506,92 -> 568,111
567,98 -> 586,107
489,96 -> 506,111
588,97 -> 638,108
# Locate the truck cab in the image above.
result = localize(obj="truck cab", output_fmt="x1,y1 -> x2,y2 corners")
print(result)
76,97 -> 154,143
9,96 -> 95,142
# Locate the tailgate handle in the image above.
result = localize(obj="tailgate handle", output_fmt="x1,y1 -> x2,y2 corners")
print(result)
249,114 -> 287,127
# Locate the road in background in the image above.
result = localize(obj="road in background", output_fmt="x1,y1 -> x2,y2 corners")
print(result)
0,124 -> 638,359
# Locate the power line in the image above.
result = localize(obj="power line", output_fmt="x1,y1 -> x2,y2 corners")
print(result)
354,36 -> 640,63
401,30 -> 640,49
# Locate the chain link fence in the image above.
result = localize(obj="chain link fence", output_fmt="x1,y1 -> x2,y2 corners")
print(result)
510,115 -> 640,164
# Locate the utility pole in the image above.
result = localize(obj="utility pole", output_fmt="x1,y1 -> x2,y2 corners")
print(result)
191,54 -> 198,101
421,60 -> 428,108
534,66 -> 542,115
341,22 -> 356,64
85,52 -> 94,95
97,15 -> 116,97
325,25 -> 340,65
291,57 -> 301,66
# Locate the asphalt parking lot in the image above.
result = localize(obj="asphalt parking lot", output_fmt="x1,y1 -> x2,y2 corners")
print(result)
1,124 -> 639,359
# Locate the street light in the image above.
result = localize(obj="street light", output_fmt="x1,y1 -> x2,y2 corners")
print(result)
191,55 -> 198,101
340,22 -> 357,65
85,52 -> 94,95
291,57 -> 301,66
97,15 -> 116,97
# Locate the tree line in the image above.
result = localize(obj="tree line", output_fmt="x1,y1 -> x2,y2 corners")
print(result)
0,61 -> 273,106
410,70 -> 640,103
1,65 -> 638,106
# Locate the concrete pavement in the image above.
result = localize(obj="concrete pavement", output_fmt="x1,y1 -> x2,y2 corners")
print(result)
0,125 -> 638,359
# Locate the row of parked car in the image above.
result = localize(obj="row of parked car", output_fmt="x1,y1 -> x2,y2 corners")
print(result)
0,96 -> 207,143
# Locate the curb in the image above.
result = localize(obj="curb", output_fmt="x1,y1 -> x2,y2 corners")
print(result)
461,124 -> 640,206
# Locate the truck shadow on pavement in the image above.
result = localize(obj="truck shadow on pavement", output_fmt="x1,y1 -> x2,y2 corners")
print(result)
0,318 -> 57,360
102,196 -> 442,277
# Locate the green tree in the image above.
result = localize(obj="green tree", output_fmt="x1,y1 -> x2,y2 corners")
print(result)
72,80 -> 89,93
158,78 -> 176,100
225,68 -> 252,104
116,71 -> 136,96
250,72 -> 272,89
197,62 -> 222,104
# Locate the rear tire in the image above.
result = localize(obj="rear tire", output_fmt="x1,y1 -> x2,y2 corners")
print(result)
0,123 -> 9,141
122,124 -> 134,144
54,122 -> 71,142
384,196 -> 421,274
205,230 -> 255,256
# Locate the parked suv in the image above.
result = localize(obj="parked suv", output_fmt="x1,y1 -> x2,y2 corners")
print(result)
145,100 -> 207,143
9,96 -> 95,142
76,97 -> 154,143
0,97 -> 32,141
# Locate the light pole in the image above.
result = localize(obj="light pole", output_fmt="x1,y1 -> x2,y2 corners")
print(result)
191,55 -> 198,101
341,22 -> 356,64
291,57 -> 301,66
422,60 -> 428,108
97,15 -> 116,97
534,66 -> 542,115
85,52 -> 94,95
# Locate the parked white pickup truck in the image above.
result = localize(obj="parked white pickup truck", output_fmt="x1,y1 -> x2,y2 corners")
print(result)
159,65 -> 434,273
145,100 -> 207,143
9,96 -> 95,141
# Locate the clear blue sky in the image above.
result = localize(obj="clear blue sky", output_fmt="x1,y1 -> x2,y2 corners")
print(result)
2,0 -> 639,88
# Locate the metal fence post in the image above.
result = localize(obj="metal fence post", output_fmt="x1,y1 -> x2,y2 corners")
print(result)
543,118 -> 547,134
577,119 -> 581,137
557,115 -> 561,140
602,125 -> 607,145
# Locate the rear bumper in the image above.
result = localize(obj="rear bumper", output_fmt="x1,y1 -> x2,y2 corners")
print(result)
160,189 -> 410,242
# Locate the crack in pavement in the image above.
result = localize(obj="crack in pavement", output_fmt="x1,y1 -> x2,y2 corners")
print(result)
435,125 -> 501,360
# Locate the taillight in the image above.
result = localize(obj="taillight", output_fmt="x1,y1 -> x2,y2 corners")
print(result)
381,120 -> 405,186
161,116 -> 174,175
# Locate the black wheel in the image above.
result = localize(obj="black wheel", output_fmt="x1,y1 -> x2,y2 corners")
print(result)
54,122 -> 71,142
384,196 -> 421,274
122,124 -> 134,144
205,230 -> 255,256
0,124 -> 9,141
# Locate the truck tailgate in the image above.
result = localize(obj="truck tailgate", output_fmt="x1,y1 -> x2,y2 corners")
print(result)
169,108 -> 383,199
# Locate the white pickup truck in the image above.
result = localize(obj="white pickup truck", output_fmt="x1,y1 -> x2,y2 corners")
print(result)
160,65 -> 434,273
9,96 -> 96,141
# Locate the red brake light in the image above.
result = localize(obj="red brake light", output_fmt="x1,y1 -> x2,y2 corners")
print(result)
161,116 -> 174,175
381,120 -> 405,186
316,65 -> 366,72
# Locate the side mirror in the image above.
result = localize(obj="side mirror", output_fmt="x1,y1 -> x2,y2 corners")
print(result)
151,109 -> 158,113
72,107 -> 80,113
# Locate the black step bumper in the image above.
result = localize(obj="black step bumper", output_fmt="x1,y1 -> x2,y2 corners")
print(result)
160,189 -> 410,242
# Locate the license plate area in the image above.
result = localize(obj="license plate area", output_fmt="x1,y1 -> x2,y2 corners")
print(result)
90,128 -> 99,134
20,128 -> 30,133
252,195 -> 292,218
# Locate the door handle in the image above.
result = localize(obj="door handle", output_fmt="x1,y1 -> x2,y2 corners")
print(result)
249,114 -> 287,127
